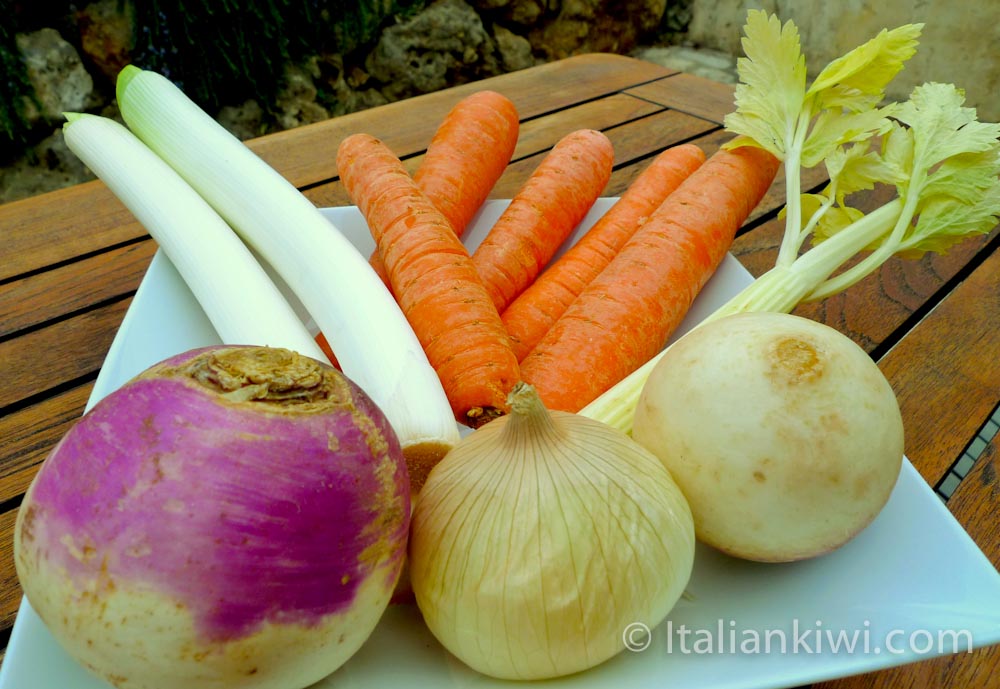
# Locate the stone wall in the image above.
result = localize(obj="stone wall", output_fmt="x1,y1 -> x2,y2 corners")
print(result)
4,0 -> 998,203
686,0 -> 1000,122
1,0 -> 678,203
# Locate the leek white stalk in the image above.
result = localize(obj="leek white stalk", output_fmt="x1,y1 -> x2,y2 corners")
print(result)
115,66 -> 461,466
62,113 -> 328,363
410,383 -> 695,680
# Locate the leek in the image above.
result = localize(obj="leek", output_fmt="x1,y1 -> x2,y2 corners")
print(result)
115,66 -> 461,460
582,11 -> 1000,434
62,113 -> 329,363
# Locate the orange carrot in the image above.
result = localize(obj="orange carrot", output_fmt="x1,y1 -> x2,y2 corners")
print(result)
313,332 -> 340,369
416,90 -> 520,235
338,132 -> 520,427
519,145 -> 781,412
470,128 -> 615,313
368,90 -> 519,282
501,143 -> 707,360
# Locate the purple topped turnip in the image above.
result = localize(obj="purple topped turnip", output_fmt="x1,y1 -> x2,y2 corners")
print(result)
14,345 -> 410,689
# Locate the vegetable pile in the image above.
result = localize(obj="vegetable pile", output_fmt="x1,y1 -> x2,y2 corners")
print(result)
14,8 -> 1000,689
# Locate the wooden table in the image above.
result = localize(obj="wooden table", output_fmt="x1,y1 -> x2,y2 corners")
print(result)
1,53 -> 997,687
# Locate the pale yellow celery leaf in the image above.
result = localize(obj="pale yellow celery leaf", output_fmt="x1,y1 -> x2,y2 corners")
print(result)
796,23 -> 921,167
826,145 -> 905,203
810,202 -> 867,243
881,121 -> 916,194
722,134 -> 776,154
790,193 -> 829,230
899,182 -> 1000,256
722,10 -> 807,158
922,149 -> 1000,204
803,145 -> 903,246
800,104 -> 896,168
895,83 -> 1000,169
808,24 -> 923,103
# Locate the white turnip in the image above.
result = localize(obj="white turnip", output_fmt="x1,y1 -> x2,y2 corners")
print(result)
632,312 -> 904,562
15,345 -> 409,689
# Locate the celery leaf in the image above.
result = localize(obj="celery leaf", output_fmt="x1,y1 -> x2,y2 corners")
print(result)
923,149 -> 1000,203
808,24 -> 923,106
896,82 -> 1000,169
723,10 -> 807,159
827,144 -> 903,202
901,182 -> 1000,256
800,105 -> 896,168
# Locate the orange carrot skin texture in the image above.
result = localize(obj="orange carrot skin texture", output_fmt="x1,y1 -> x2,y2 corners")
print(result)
368,90 -> 520,284
415,89 -> 520,236
501,143 -> 707,361
471,128 -> 615,313
520,146 -> 781,413
338,133 -> 520,427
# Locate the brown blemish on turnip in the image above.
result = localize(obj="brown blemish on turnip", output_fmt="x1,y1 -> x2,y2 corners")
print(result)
767,336 -> 824,386
820,412 -> 849,434
853,472 -> 874,500
753,470 -> 766,483
19,503 -> 37,544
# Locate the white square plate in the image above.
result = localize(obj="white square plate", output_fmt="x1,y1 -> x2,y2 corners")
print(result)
3,199 -> 999,688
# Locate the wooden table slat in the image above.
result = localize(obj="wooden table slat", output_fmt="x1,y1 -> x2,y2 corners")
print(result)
0,384 -> 93,505
509,92 -> 667,161
625,71 -> 738,124
0,181 -> 142,283
0,511 -> 21,634
875,243 -> 1000,485
0,241 -> 154,338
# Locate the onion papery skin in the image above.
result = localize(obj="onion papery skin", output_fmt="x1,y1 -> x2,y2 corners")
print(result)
14,346 -> 410,689
409,391 -> 695,681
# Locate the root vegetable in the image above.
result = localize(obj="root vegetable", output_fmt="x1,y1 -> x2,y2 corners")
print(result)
14,346 -> 410,689
632,312 -> 904,562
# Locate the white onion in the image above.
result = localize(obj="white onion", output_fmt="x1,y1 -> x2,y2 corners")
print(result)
409,383 -> 695,680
